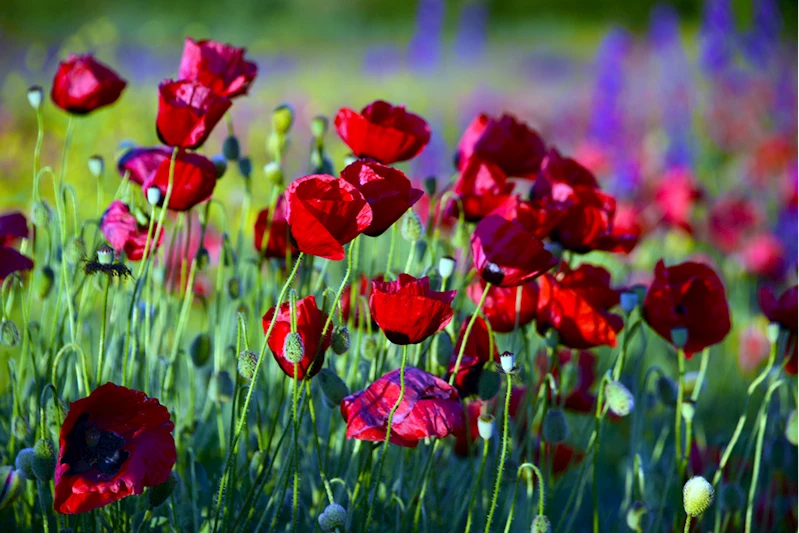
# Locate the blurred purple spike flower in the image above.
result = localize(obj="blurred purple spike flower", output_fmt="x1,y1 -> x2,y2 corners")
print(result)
774,63 -> 797,134
362,45 -> 403,77
411,116 -> 447,182
455,2 -> 487,63
588,28 -> 631,145
407,0 -> 445,73
742,0 -> 782,66
700,0 -> 735,74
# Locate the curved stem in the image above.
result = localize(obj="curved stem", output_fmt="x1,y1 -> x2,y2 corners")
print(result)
449,282 -> 491,386
484,372 -> 513,533
503,463 -> 545,533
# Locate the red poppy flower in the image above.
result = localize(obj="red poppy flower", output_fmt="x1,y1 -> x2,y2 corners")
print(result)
643,260 -> 731,356
341,367 -> 463,447
446,316 -> 498,396
466,279 -> 538,334
536,264 -> 624,349
470,215 -> 556,288
369,274 -> 456,345
651,167 -> 703,233
759,285 -> 798,375
117,146 -> 173,185
284,175 -> 373,261
453,398 -> 484,456
262,295 -> 332,380
178,37 -> 257,98
487,195 -> 563,240
340,273 -> 383,328
141,150 -> 217,212
156,79 -> 231,149
456,113 -> 546,177
534,349 -> 597,414
0,212 -> 34,281
100,201 -> 163,261
707,195 -> 762,253
54,383 -> 176,514
340,159 -> 424,236
254,195 -> 296,259
51,54 -> 127,115
447,157 -> 515,222
334,100 -> 431,164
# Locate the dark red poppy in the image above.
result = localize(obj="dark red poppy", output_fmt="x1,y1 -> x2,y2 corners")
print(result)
453,398 -> 484,456
534,349 -> 597,414
117,146 -> 173,185
100,201 -> 163,261
262,295 -> 332,380
456,113 -> 546,177
141,150 -> 217,212
487,195 -> 563,240
466,279 -> 538,334
339,159 -> 424,236
369,274 -> 455,345
254,195 -> 296,259
54,383 -> 176,514
284,174 -> 373,261
446,316 -> 499,396
470,215 -> 556,288
156,79 -> 231,149
759,285 -> 798,375
651,167 -> 703,233
447,157 -> 514,222
536,264 -> 624,349
643,260 -> 731,356
0,212 -> 34,281
334,100 -> 431,164
178,38 -> 257,98
51,54 -> 127,115
341,367 -> 463,447
707,195 -> 762,253
340,273 -> 383,328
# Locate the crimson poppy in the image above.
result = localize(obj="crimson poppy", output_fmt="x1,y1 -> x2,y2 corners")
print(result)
536,264 -> 624,349
447,157 -> 515,222
341,367 -> 463,447
51,54 -> 127,115
117,146 -> 173,185
759,285 -> 798,374
339,273 -> 383,328
643,260 -> 731,356
340,159 -> 424,236
178,38 -> 257,98
253,195 -> 296,259
100,201 -> 163,261
369,274 -> 456,345
262,295 -> 332,380
651,167 -> 703,234
470,215 -> 556,288
284,174 -> 373,261
54,383 -> 176,514
456,113 -> 546,177
141,150 -> 217,212
446,316 -> 498,396
707,195 -> 762,253
156,79 -> 231,149
334,100 -> 431,164
534,349 -> 597,414
487,195 -> 563,240
466,279 -> 538,334
0,212 -> 33,281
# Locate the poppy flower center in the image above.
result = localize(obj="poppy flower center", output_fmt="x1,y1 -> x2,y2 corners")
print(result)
675,303 -> 688,316
482,262 -> 505,286
61,413 -> 129,477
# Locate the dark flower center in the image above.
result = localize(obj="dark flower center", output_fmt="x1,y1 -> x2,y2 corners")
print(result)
674,303 -> 687,316
61,413 -> 129,477
481,262 -> 505,286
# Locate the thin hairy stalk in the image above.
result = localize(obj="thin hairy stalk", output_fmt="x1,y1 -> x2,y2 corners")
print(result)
449,282 -> 491,385
484,373 -> 513,533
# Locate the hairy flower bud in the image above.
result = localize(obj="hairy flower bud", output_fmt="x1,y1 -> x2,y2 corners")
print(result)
0,320 -> 21,348
190,333 -> 212,367
477,414 -> 495,441
331,326 -> 350,355
65,237 -> 86,264
318,503 -> 347,532
237,350 -> 258,380
542,408 -> 569,443
222,135 -> 241,161
605,380 -> 634,417
88,155 -> 104,178
196,248 -> 210,271
683,476 -> 714,517
423,175 -> 437,197
148,472 -> 178,508
227,276 -> 241,299
530,515 -> 551,533
12,416 -> 30,441
31,201 -> 52,227
401,210 -> 423,243
15,448 -> 36,480
283,332 -> 305,365
318,368 -> 349,409
33,438 -> 56,481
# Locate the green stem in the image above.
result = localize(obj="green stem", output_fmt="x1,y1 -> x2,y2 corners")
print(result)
484,373 -> 513,533
503,463 -> 545,533
449,282 -> 491,386
675,348 -> 686,478
292,366 -> 299,533
684,516 -> 692,533
95,276 -> 111,384
464,439 -> 490,532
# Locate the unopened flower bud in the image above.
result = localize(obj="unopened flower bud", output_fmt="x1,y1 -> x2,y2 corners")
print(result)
401,210 -> 423,243
530,515 -> 551,533
478,369 -> 501,400
477,414 -> 495,440
27,86 -> 44,110
32,201 -> 52,227
680,400 -> 695,422
318,503 -> 347,532
500,351 -> 516,374
0,467 -> 24,510
284,332 -> 305,364
196,248 -> 210,270
264,161 -> 284,186
720,482 -> 744,511
361,335 -> 378,360
272,104 -> 294,135
683,476 -> 714,517
311,115 -> 328,138
97,245 -> 114,265
786,410 -> 798,446
148,472 -> 177,508
670,327 -> 688,349
605,380 -> 634,417
0,320 -> 21,347
222,135 -> 241,161
211,371 -> 235,403
238,350 -> 258,380
33,438 -> 56,481
423,176 -> 437,197
227,276 -> 241,299
64,237 -> 86,264
438,256 -> 456,279
318,368 -> 349,408
88,155 -> 104,178
211,154 -> 228,179
190,333 -> 212,367
146,186 -> 162,206
15,448 -> 36,480
543,408 -> 569,443
766,322 -> 781,344
620,291 -> 638,314
625,501 -> 648,532
238,156 -> 252,179
331,326 -> 350,355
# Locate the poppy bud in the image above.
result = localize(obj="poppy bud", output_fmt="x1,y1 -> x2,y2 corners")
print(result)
237,350 -> 258,380
423,175 -> 437,197
401,211 -> 423,243
97,244 -> 114,265
27,85 -> 44,110
786,410 -> 798,446
228,276 -> 241,299
263,161 -> 284,186
196,248 -> 210,270
146,186 -> 163,207
766,322 -> 781,344
32,201 -> 52,227
210,371 -> 235,403
272,104 -> 294,135
434,332 -> 453,368
477,414 -> 495,440
15,448 -> 36,480
331,326 -> 350,355
670,327 -> 688,349
683,476 -> 714,517
64,236 -> 86,264
283,332 -> 305,365
148,471 -> 178,508
211,154 -> 228,179
0,320 -> 21,347
530,515 -> 551,533
478,370 -> 501,400
88,155 -> 104,178
12,416 -> 30,441
361,335 -> 378,360
222,135 -> 241,161
542,409 -> 569,443
620,291 -> 638,314
190,333 -> 212,367
625,501 -> 648,532
720,482 -> 744,511
500,351 -> 516,374
655,375 -> 678,406
605,380 -> 634,417
311,115 -> 328,139
238,156 -> 252,179
318,368 -> 349,408
680,400 -> 695,422
438,256 -> 456,280
0,467 -> 24,510
318,503 -> 347,532
32,438 -> 56,481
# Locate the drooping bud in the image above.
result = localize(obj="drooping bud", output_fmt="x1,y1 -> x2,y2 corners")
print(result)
311,115 -> 328,139
530,515 -> 551,533
148,472 -> 178,508
683,476 -> 714,517
0,467 -> 24,510
605,380 -> 634,417
477,414 -> 495,440
670,327 -> 688,349
619,291 -> 638,314
318,368 -> 349,409
0,320 -> 21,347
423,175 -> 437,197
263,161 -> 284,186
88,155 -> 104,178
625,501 -> 648,532
500,351 -> 516,374
720,482 -> 744,512
542,409 -> 569,443
331,326 -> 350,355
190,333 -> 212,367
401,210 -> 423,243
656,375 -> 678,406
222,135 -> 241,161
32,438 -> 56,481
27,85 -> 44,110
64,237 -> 86,264
237,350 -> 258,380
318,503 -> 347,532
15,448 -> 36,480
438,256 -> 456,280
238,157 -> 252,179
146,186 -> 162,206
478,370 -> 501,400
272,104 -> 294,135
786,410 -> 798,446
284,332 -> 305,365
211,154 -> 228,179
210,371 -> 235,403
361,335 -> 378,361
31,201 -> 52,227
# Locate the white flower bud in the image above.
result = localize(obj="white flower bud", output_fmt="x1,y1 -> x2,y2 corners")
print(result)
438,256 -> 456,279
500,351 -> 515,374
146,186 -> 163,206
477,414 -> 495,441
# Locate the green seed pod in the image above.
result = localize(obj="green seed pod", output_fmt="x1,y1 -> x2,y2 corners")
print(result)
331,326 -> 350,355
32,438 -> 56,481
530,515 -> 551,533
311,115 -> 328,139
88,155 -> 104,178
785,410 -> 798,446
283,332 -> 305,365
189,333 -> 212,367
361,335 -> 378,361
0,320 -> 21,347
670,327 -> 688,349
423,175 -> 437,197
683,476 -> 714,517
64,237 -> 86,264
15,448 -> 36,480
272,104 -> 294,135
318,503 -> 347,532
27,85 -> 43,110
766,322 -> 781,344
148,472 -> 177,508
401,211 -> 423,243
656,374 -> 678,407
222,135 -> 241,161
45,396 -> 66,427
438,256 -> 456,280
264,161 -> 284,186
237,350 -> 258,380
97,244 -> 114,265
478,370 -> 501,400
210,371 -> 235,403
31,201 -> 52,227
720,482 -> 745,512
12,416 -> 30,441
605,380 -> 634,417
196,248 -> 210,271
211,154 -> 228,179
238,157 -> 252,179
266,133 -> 286,162
542,409 -> 569,444
625,501 -> 648,532
318,368 -> 349,409
0,467 -> 24,510
227,276 -> 241,299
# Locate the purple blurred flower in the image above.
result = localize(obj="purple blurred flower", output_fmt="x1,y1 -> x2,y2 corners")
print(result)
407,0 -> 445,73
